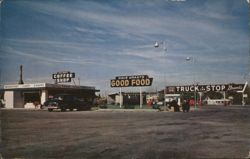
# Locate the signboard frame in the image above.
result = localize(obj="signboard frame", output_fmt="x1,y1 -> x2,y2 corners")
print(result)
166,84 -> 245,93
110,75 -> 153,87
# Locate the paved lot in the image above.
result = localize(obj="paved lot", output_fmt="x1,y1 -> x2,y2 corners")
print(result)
1,106 -> 250,159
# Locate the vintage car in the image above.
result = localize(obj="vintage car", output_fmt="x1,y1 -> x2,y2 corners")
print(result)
42,94 -> 92,112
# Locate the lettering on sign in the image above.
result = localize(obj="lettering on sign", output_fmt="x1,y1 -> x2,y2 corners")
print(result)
52,71 -> 75,83
110,75 -> 153,87
227,84 -> 243,91
167,84 -> 244,93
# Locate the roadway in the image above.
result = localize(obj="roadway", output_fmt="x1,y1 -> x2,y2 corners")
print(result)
1,105 -> 250,159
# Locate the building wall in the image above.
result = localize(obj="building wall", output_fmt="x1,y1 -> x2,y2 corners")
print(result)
107,95 -> 115,104
115,95 -> 123,106
4,91 -> 14,108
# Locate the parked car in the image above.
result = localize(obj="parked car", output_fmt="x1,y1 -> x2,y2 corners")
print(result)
42,94 -> 92,112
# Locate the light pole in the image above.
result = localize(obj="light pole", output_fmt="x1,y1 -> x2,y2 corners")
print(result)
186,56 -> 197,109
154,41 -> 167,110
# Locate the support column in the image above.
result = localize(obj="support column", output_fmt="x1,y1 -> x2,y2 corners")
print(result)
41,90 -> 48,105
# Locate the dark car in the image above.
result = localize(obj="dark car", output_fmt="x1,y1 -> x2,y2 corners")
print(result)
42,94 -> 92,112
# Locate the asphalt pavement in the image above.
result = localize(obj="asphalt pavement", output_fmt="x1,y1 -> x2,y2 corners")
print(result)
1,106 -> 250,159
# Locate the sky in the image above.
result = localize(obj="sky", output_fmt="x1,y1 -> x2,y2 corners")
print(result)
0,0 -> 249,94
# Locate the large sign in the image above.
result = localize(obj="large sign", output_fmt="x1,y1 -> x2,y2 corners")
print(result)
52,71 -> 75,83
110,75 -> 153,87
167,84 -> 245,93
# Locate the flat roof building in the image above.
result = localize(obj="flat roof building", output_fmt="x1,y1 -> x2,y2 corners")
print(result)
3,83 -> 99,109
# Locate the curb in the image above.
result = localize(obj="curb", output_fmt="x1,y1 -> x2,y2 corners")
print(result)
96,109 -> 159,112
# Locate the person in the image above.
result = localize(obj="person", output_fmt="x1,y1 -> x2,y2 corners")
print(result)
183,100 -> 190,112
186,100 -> 190,112
182,100 -> 187,112
172,100 -> 180,112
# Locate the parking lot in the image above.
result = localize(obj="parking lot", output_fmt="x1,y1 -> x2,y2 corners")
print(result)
1,106 -> 250,159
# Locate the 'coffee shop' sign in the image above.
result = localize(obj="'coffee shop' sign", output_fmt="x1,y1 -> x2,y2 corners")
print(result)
52,71 -> 75,83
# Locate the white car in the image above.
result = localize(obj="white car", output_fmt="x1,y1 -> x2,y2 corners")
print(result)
157,101 -> 164,106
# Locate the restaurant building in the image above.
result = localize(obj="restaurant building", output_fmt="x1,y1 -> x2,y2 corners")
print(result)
3,83 -> 99,109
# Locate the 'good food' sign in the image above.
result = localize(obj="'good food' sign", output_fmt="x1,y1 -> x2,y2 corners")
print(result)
110,75 -> 153,87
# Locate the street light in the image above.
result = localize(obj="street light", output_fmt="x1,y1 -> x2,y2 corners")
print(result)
186,56 -> 197,109
154,42 -> 160,48
154,41 -> 167,110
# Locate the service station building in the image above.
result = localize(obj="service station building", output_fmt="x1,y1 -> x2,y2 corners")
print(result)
3,83 -> 99,109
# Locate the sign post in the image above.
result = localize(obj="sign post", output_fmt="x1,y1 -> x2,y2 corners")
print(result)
120,87 -> 122,108
140,87 -> 142,109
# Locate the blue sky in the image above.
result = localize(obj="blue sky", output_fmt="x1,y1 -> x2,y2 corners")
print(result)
0,0 -> 249,94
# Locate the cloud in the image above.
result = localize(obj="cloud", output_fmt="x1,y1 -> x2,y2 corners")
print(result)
11,1 -> 248,52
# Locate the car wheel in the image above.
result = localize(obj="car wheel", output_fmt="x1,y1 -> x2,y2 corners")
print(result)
61,107 -> 66,112
77,107 -> 82,111
48,108 -> 53,112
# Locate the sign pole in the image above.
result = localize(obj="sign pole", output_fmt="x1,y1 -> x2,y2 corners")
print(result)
140,87 -> 142,109
120,87 -> 122,108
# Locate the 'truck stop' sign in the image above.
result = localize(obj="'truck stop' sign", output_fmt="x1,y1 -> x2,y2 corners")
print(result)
110,75 -> 153,87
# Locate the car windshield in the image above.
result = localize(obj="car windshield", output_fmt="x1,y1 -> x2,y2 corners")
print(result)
43,99 -> 59,105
